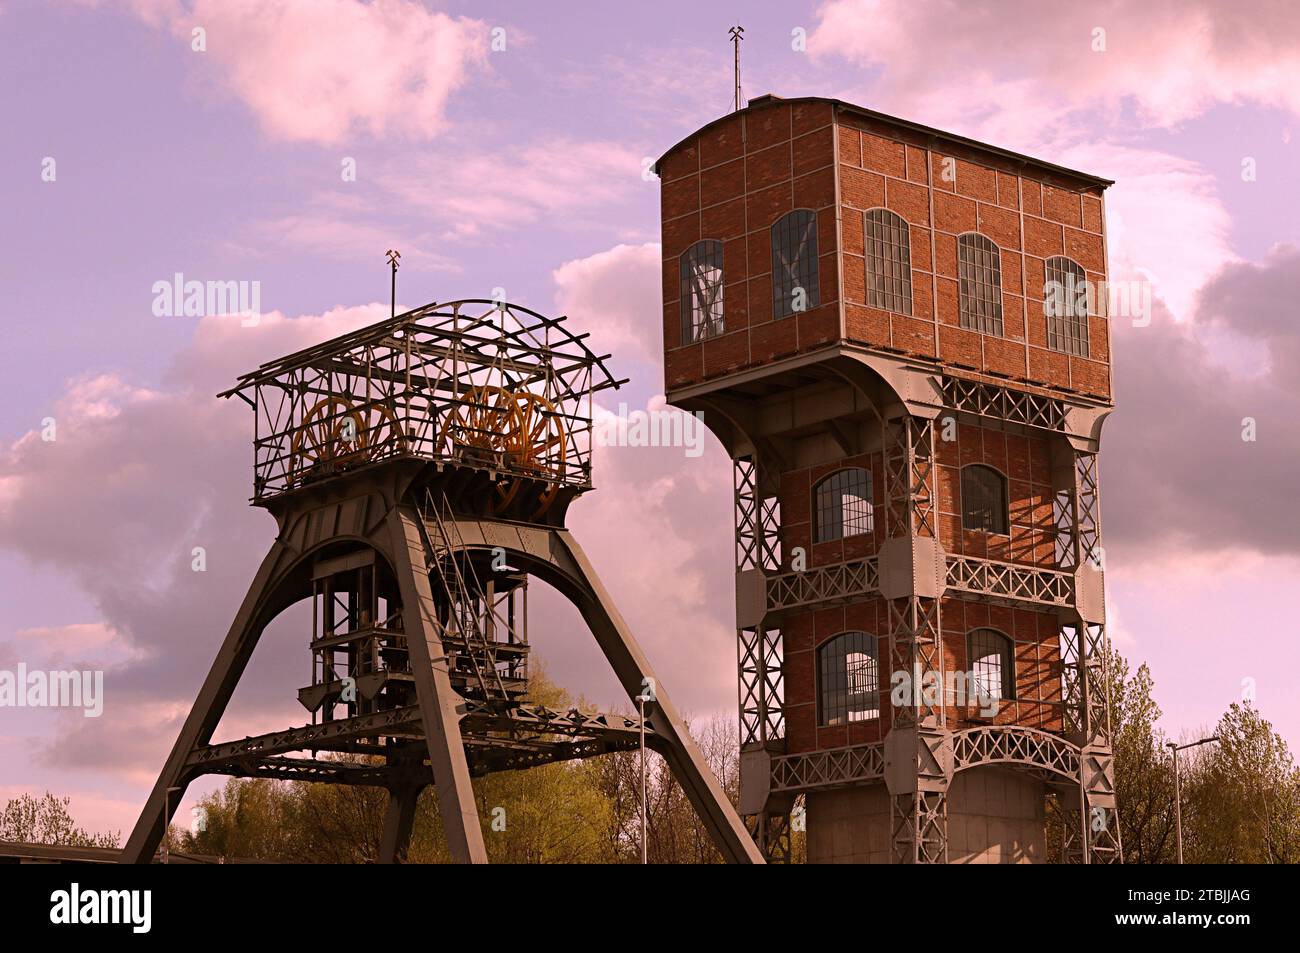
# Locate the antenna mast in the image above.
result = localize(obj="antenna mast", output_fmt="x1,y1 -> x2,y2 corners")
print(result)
729,24 -> 744,112
386,248 -> 401,318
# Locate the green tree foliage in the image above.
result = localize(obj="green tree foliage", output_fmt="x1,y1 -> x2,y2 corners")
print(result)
181,668 -> 627,863
1048,642 -> 1300,864
1181,703 -> 1300,863
0,792 -> 118,848
1107,650 -> 1177,863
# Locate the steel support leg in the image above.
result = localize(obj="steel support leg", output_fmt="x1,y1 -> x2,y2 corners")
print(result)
378,784 -> 422,864
388,506 -> 488,864
555,530 -> 764,864
121,542 -> 293,863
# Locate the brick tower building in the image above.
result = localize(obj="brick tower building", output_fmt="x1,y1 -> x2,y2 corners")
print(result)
654,95 -> 1121,864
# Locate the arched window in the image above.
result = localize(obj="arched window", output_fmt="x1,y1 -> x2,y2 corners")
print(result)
814,468 -> 873,543
961,464 -> 1008,535
968,628 -> 1015,702
957,233 -> 1004,336
819,631 -> 879,725
679,239 -> 724,343
1044,255 -> 1089,357
772,209 -> 820,318
864,208 -> 912,315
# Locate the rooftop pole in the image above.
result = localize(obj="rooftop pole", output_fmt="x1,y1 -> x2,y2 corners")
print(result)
730,25 -> 744,112
386,249 -> 401,318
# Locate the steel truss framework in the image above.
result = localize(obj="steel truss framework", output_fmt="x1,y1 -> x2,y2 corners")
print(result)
941,375 -> 1067,431
123,301 -> 762,865
732,386 -> 1121,864
220,300 -> 628,506
769,725 -> 1081,794
738,626 -> 784,748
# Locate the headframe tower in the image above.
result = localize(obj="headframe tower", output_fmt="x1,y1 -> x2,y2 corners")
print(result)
123,299 -> 762,864
656,96 -> 1121,863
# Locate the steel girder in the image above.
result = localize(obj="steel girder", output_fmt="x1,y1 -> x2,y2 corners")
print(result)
940,376 -> 1067,431
772,742 -> 885,792
882,413 -> 949,863
733,455 -> 788,862
952,725 -> 1079,782
201,756 -> 427,786
738,625 -> 784,749
734,455 -> 781,573
944,553 -> 1073,607
1055,448 -> 1122,863
187,703 -> 650,773
187,706 -> 424,768
769,725 -> 1087,797
746,812 -> 793,864
766,556 -> 879,613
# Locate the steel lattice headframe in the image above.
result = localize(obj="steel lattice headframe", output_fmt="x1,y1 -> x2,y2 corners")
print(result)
219,299 -> 625,502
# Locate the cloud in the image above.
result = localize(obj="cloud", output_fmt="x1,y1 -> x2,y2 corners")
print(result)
0,305 -> 385,776
377,138 -> 645,242
1066,144 -> 1236,322
1103,245 -> 1300,560
552,242 -> 662,370
116,0 -> 490,144
561,396 -> 736,715
238,137 -> 646,265
811,0 -> 1300,130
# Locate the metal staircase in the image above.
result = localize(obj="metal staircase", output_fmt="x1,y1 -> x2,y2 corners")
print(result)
418,490 -> 527,711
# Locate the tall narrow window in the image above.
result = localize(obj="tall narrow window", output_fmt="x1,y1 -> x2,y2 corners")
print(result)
814,468 -> 873,543
772,209 -> 820,318
819,631 -> 879,725
864,208 -> 912,315
968,628 -> 1015,702
679,239 -> 724,343
961,464 -> 1008,535
957,233 -> 1004,336
1044,255 -> 1089,357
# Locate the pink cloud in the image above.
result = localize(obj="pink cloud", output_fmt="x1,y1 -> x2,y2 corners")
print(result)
119,0 -> 490,144
812,0 -> 1300,129
552,242 -> 662,368
378,138 -> 645,242
1065,144 -> 1236,321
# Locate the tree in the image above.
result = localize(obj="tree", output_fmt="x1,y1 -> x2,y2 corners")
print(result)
0,792 -> 119,848
1181,703 -> 1300,863
182,666 -> 623,863
1046,645 -> 1176,863
1108,651 -> 1177,863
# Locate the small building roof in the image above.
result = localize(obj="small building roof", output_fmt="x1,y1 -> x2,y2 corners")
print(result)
653,94 -> 1113,190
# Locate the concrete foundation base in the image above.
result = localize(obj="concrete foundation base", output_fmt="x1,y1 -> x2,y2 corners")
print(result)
805,767 -> 1046,864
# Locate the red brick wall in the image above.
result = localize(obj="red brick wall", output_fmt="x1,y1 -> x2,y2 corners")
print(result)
660,101 -> 841,390
660,100 -> 1113,401
779,452 -> 885,571
837,111 -> 1110,399
775,417 -> 1056,574
935,417 -> 1056,568
782,597 -> 1063,755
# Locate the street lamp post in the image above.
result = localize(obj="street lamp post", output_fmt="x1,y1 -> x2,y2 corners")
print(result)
1167,736 -> 1219,864
636,691 -> 651,864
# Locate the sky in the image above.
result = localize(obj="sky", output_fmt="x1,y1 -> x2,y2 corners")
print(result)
2,0 -> 1300,840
